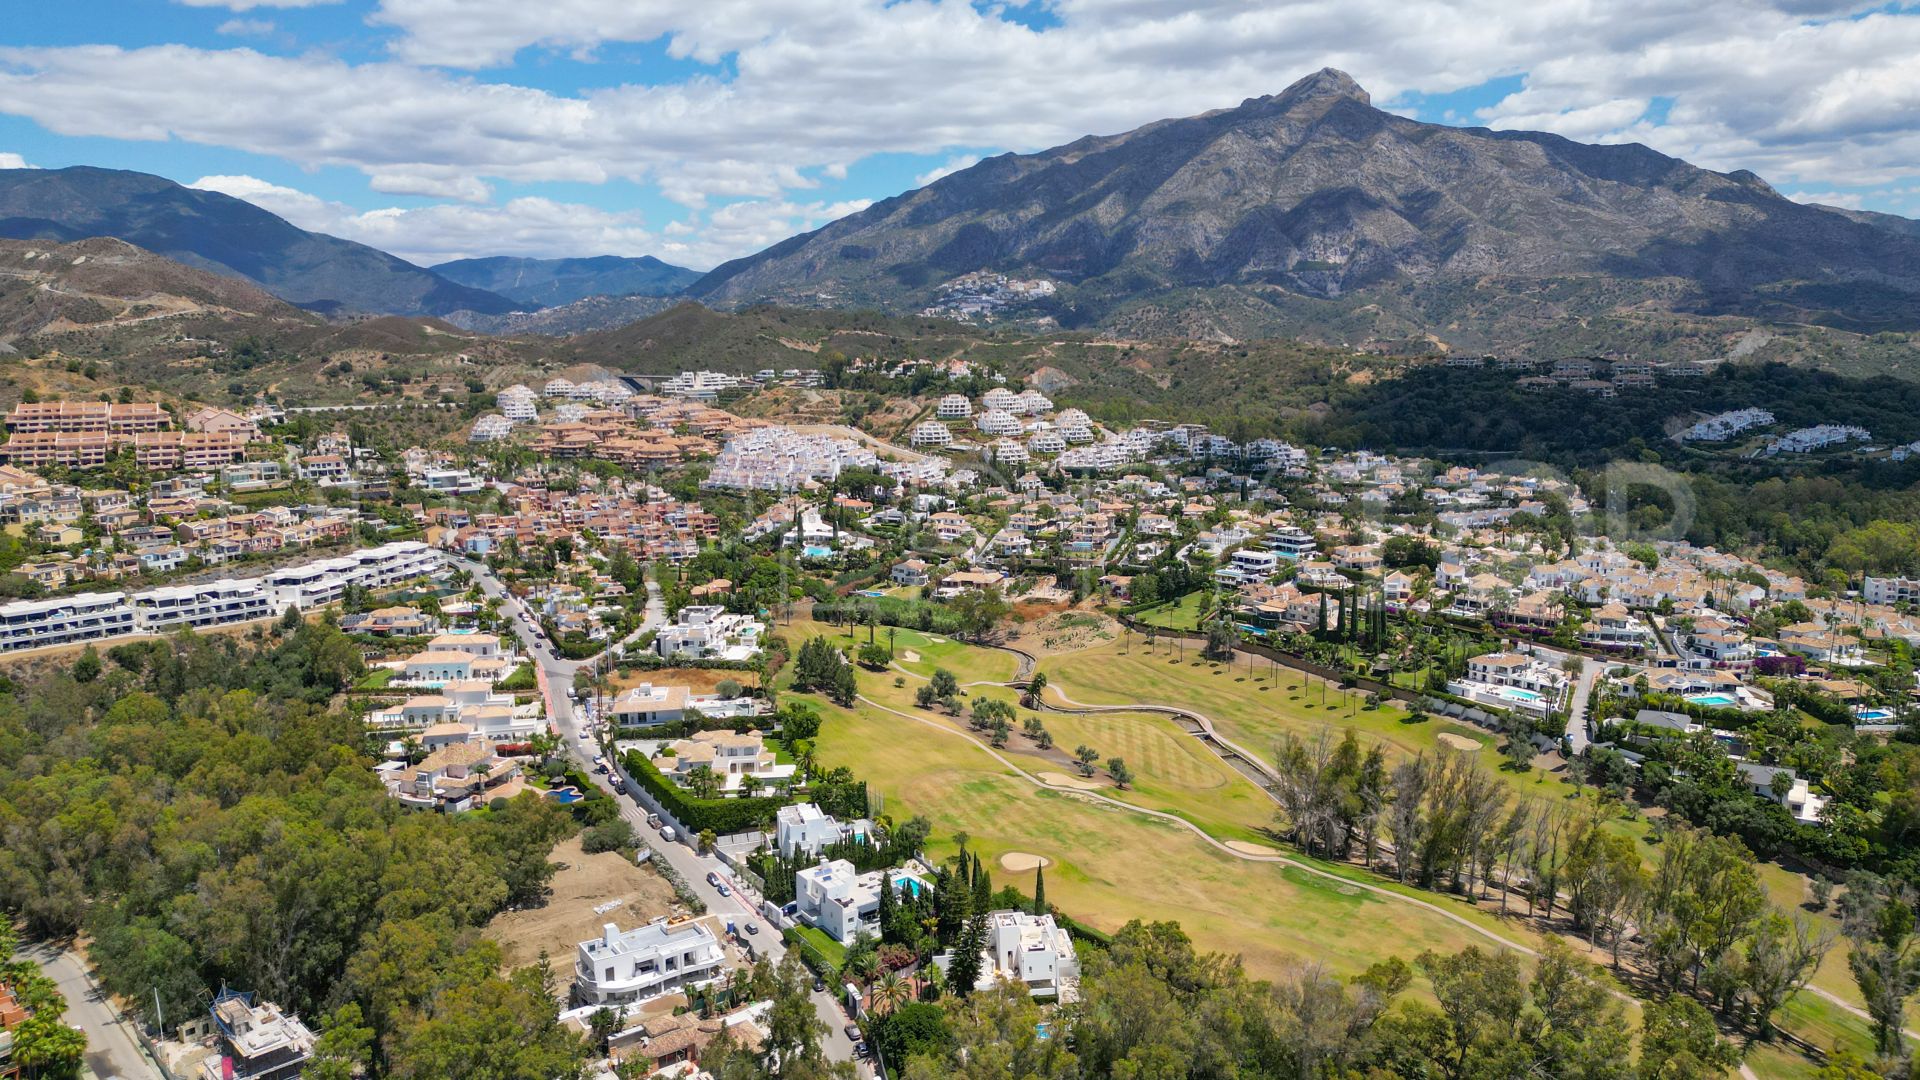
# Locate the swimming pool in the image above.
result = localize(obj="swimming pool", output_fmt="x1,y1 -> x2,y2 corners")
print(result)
857,589 -> 886,598
802,545 -> 834,558
1856,708 -> 1894,722
1497,687 -> 1543,702
1687,693 -> 1739,708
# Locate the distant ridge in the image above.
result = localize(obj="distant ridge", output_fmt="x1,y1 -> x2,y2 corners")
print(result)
431,254 -> 700,308
0,166 -> 518,318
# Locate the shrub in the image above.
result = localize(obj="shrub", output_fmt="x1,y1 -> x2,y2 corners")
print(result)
582,818 -> 635,854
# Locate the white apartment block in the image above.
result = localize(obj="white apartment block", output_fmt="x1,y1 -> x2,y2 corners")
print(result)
131,580 -> 273,633
469,414 -> 515,443
1028,430 -> 1066,455
976,410 -> 1023,437
0,592 -> 137,652
1865,576 -> 1920,606
936,394 -> 973,419
497,385 -> 538,422
574,917 -> 727,1007
910,421 -> 954,448
1674,408 -> 1774,443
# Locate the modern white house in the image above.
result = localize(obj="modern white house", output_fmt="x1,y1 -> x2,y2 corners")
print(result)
774,802 -> 871,859
937,911 -> 1080,1002
573,917 -> 728,1007
653,605 -> 764,661
793,859 -> 930,944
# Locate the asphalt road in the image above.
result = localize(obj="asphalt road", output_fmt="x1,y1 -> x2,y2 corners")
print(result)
453,558 -> 866,1071
15,942 -> 159,1080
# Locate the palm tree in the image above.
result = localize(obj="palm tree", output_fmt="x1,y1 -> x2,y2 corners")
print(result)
872,971 -> 909,1015
917,961 -> 946,1002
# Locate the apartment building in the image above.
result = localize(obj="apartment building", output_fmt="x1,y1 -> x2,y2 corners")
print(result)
130,579 -> 273,632
132,431 -> 248,470
0,592 -> 137,652
5,401 -> 168,436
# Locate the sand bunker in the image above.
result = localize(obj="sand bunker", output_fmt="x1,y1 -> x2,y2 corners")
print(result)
1226,841 -> 1280,856
1039,771 -> 1103,790
1437,733 -> 1482,751
899,649 -> 922,663
1000,851 -> 1051,871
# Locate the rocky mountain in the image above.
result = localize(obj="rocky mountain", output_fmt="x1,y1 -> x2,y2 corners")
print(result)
690,69 -> 1920,345
431,254 -> 699,308
0,166 -> 518,318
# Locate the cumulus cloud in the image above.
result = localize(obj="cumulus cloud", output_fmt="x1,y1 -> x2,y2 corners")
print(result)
915,154 -> 981,186
0,153 -> 36,170
188,172 -> 856,268
1788,190 -> 1866,210
215,18 -> 277,36
176,0 -> 339,9
0,0 -> 1915,263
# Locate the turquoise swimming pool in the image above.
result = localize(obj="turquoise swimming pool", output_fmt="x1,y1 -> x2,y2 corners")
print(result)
1687,693 -> 1739,708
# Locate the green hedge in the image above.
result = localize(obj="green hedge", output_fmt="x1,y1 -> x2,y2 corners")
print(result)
620,750 -> 789,834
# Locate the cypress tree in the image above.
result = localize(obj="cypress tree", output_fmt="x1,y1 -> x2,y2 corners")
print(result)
877,870 -> 897,943
1317,593 -> 1329,634
1032,865 -> 1047,916
972,863 -> 992,911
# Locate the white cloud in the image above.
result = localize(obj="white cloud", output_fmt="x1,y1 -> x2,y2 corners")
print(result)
0,0 -> 1913,265
0,153 -> 36,170
914,154 -> 981,187
215,18 -> 277,36
176,0 -> 339,9
1788,190 -> 1866,210
187,172 -> 850,268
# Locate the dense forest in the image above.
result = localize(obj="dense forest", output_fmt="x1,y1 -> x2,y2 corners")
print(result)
0,618 -> 590,1078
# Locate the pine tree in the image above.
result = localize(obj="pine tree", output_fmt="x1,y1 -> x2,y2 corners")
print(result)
949,911 -> 990,997
1032,865 -> 1047,916
936,869 -> 971,948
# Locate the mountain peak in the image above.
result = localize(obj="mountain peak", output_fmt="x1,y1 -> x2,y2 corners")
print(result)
1272,67 -> 1371,108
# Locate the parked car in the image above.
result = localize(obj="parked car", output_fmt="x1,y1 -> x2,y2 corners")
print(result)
813,978 -> 826,993
706,872 -> 720,887
743,921 -> 758,935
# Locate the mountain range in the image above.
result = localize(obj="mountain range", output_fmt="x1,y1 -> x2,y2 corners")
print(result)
432,254 -> 699,308
689,69 -> 1920,345
0,167 -> 523,319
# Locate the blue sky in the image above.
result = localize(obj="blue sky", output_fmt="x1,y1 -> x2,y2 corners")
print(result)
2,1 -> 1916,269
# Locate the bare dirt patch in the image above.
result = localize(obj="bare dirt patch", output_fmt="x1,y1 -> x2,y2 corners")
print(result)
609,667 -> 745,694
999,851 -> 1051,872
485,835 -> 683,973
1039,771 -> 1103,791
1017,606 -> 1121,658
1226,841 -> 1280,857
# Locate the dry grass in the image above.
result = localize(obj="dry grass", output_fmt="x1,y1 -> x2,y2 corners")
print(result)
485,835 -> 685,974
